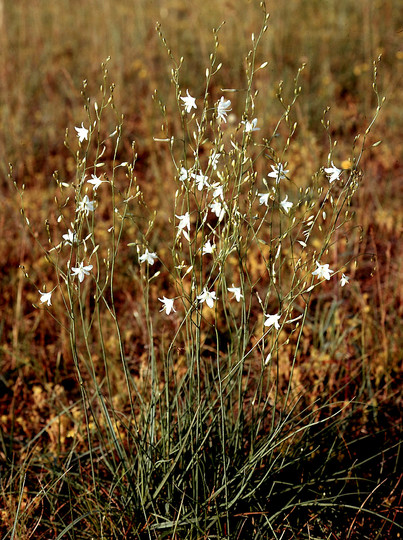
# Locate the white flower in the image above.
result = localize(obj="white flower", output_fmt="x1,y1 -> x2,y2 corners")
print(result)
340,273 -> 350,287
268,163 -> 289,184
258,192 -> 270,206
175,212 -> 191,233
139,249 -> 157,265
180,89 -> 197,113
87,174 -> 104,190
312,261 -> 334,281
175,212 -> 191,241
76,195 -> 95,216
202,239 -> 215,255
324,162 -> 342,183
62,229 -> 77,245
75,123 -> 88,143
39,290 -> 53,306
197,288 -> 217,308
192,171 -> 209,191
179,167 -> 190,182
209,151 -> 221,171
210,201 -> 225,221
243,118 -> 260,132
71,261 -> 93,282
158,296 -> 176,315
264,313 -> 281,330
228,285 -> 243,303
210,182 -> 224,200
280,195 -> 293,214
216,97 -> 232,122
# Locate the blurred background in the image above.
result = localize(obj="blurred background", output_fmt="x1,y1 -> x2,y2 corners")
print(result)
1,0 -> 402,174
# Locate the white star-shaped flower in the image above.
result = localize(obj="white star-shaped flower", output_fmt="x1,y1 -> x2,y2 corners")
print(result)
175,212 -> 191,241
175,212 -> 191,232
179,167 -> 190,182
216,97 -> 232,122
340,273 -> 350,287
268,163 -> 289,184
228,285 -> 243,303
180,90 -> 197,113
192,171 -> 209,191
87,174 -> 104,190
75,123 -> 88,143
39,290 -> 53,306
209,151 -> 221,171
71,261 -> 93,282
258,192 -> 270,206
280,195 -> 293,214
158,296 -> 176,315
242,118 -> 260,132
324,162 -> 342,183
210,182 -> 224,200
76,195 -> 95,216
139,249 -> 157,265
197,288 -> 217,308
312,261 -> 334,281
264,313 -> 281,330
202,239 -> 216,255
62,229 -> 77,245
210,201 -> 225,221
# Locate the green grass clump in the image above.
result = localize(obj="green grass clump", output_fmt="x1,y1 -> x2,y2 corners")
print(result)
1,2 -> 402,539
